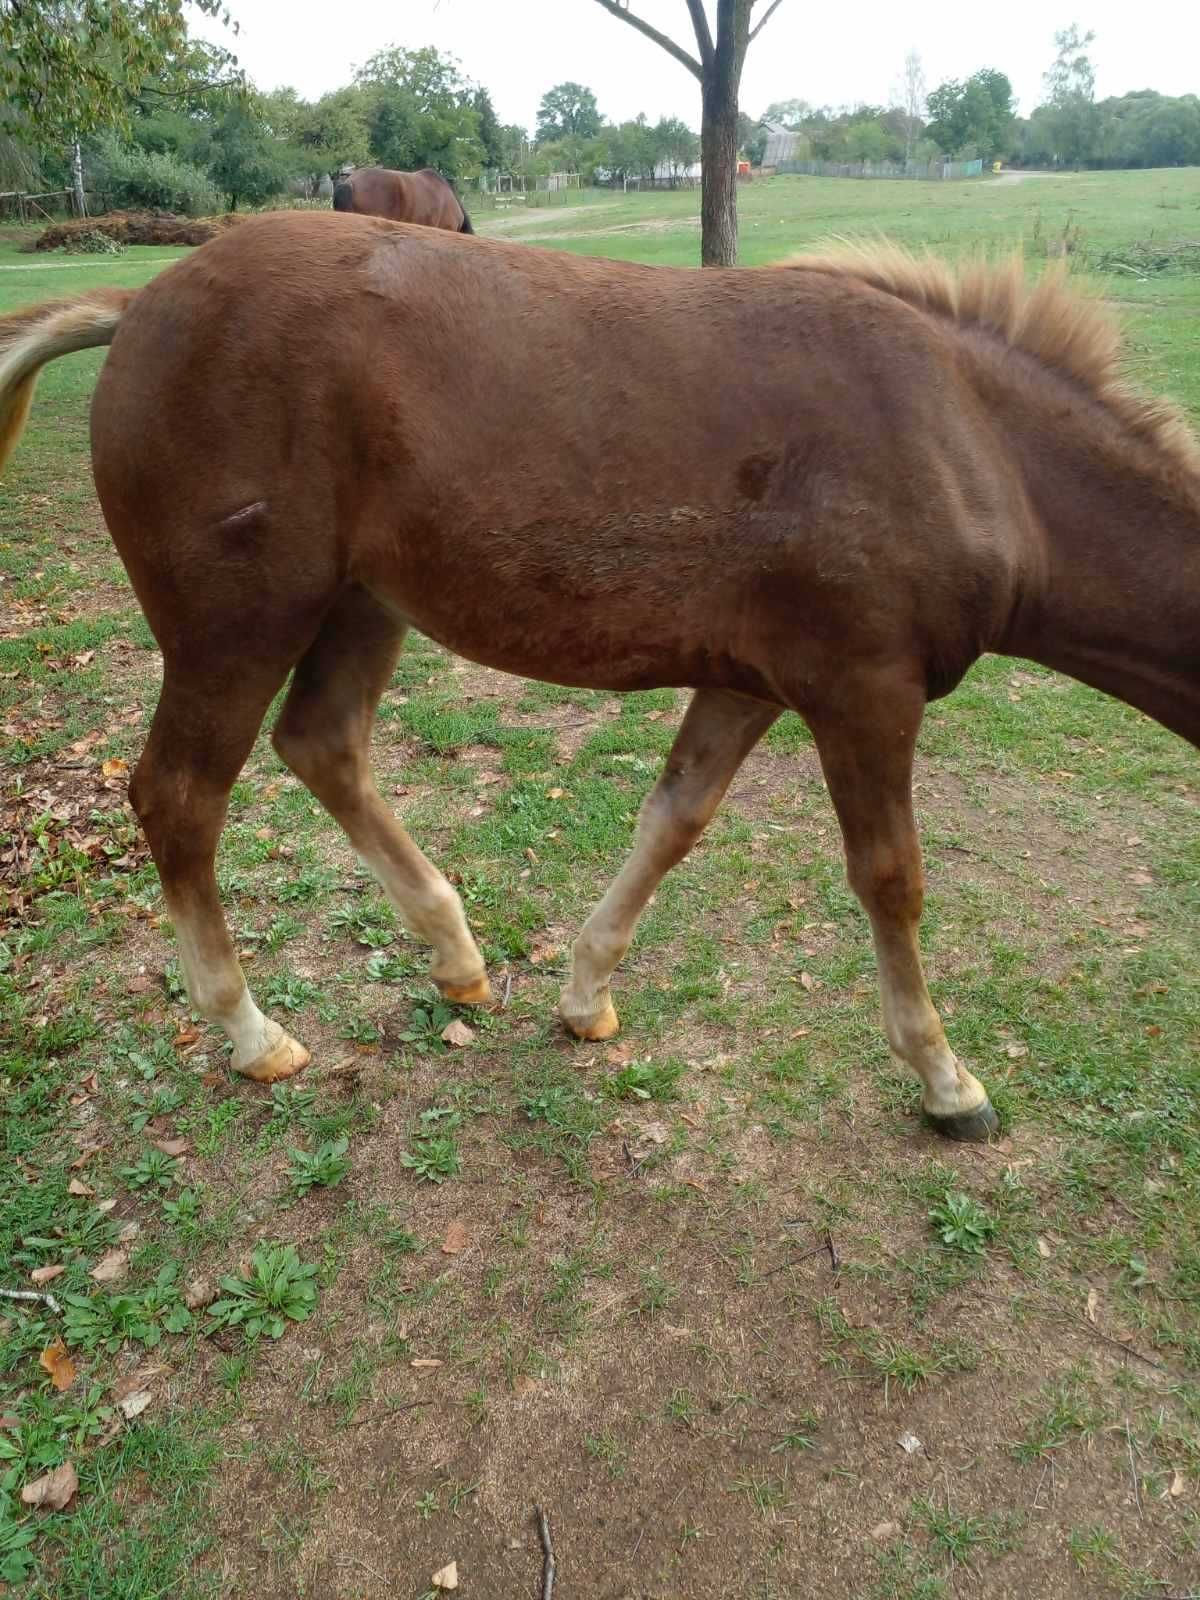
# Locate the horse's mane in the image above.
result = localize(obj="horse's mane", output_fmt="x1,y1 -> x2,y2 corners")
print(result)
789,241 -> 1200,478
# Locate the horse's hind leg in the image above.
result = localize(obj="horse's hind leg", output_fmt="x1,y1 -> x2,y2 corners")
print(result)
560,689 -> 779,1039
271,588 -> 489,1002
805,673 -> 998,1141
131,661 -> 310,1082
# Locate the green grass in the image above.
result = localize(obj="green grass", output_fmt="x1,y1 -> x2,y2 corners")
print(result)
1,170 -> 1199,1597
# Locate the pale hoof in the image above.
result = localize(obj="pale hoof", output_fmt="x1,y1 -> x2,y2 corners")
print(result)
437,973 -> 493,1006
923,1098 -> 1000,1142
237,1031 -> 311,1083
561,999 -> 620,1042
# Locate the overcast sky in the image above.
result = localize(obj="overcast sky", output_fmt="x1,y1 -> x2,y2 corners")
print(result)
197,0 -> 1200,130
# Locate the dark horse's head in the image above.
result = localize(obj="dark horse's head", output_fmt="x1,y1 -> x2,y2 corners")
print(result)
332,176 -> 354,212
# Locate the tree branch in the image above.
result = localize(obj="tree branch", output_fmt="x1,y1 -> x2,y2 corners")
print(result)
684,0 -> 714,71
589,0 -> 703,81
748,0 -> 787,43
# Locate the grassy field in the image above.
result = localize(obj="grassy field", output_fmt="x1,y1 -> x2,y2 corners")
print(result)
1,169 -> 1199,1600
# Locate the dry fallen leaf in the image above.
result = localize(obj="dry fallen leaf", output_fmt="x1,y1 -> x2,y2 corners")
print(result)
871,1521 -> 901,1542
100,757 -> 128,779
117,1390 -> 152,1422
1168,1469 -> 1186,1499
431,1561 -> 458,1591
440,1019 -> 475,1048
528,940 -> 559,965
126,973 -> 157,996
172,1026 -> 201,1050
410,1358 -> 444,1370
1037,1236 -> 1053,1259
89,1249 -> 128,1284
441,1220 -> 468,1255
897,1432 -> 922,1455
152,1137 -> 190,1157
21,1460 -> 78,1511
39,1339 -> 76,1392
31,1265 -> 65,1286
513,1375 -> 540,1397
67,1178 -> 94,1197
1085,1287 -> 1099,1324
604,1041 -> 634,1066
184,1277 -> 216,1311
798,971 -> 816,992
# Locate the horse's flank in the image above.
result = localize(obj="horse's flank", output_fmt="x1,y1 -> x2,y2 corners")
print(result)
332,166 -> 473,232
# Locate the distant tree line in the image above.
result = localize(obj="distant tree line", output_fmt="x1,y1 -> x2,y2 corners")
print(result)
1,5 -> 1196,223
759,30 -> 1200,172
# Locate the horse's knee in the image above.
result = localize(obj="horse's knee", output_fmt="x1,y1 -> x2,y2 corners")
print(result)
848,848 -> 924,923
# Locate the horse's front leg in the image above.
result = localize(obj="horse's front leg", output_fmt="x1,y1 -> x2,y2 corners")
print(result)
807,673 -> 999,1141
559,688 -> 780,1039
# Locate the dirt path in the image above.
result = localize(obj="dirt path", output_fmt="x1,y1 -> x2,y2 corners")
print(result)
475,200 -> 620,233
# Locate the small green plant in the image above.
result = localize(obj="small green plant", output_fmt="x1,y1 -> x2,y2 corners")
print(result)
928,1189 -> 996,1255
584,1431 -> 628,1478
264,913 -> 304,951
0,1513 -> 36,1585
772,1413 -> 819,1453
330,903 -> 395,948
207,1243 -> 318,1339
602,1058 -> 683,1101
338,1014 -> 382,1045
162,1186 -> 202,1225
402,1134 -> 461,1184
665,1387 -> 697,1425
263,973 -> 323,1013
397,1000 -> 456,1045
122,1146 -> 180,1192
414,1488 -> 439,1520
287,1136 -> 351,1196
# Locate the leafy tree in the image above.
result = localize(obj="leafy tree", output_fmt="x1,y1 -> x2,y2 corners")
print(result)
197,100 -> 292,209
761,97 -> 811,129
536,81 -> 601,143
354,44 -> 482,178
0,1 -> 237,144
736,109 -> 765,164
292,87 -> 370,182
654,115 -> 699,182
591,0 -> 790,267
1041,24 -> 1099,166
896,49 -> 926,162
472,86 -> 504,168
925,67 -> 1014,159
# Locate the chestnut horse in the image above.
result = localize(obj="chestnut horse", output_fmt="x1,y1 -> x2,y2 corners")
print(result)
2,215 -> 1198,1142
333,165 -> 473,232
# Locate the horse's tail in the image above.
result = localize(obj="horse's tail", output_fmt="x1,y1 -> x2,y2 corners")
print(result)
458,203 -> 475,235
0,289 -> 134,475
332,179 -> 354,212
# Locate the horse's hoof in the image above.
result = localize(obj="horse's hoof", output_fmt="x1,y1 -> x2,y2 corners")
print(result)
238,1031 -> 311,1083
438,974 -> 493,1006
923,1098 -> 1000,1142
561,1000 -> 620,1042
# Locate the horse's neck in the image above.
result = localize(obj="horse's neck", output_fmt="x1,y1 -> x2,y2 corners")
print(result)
1007,414 -> 1200,749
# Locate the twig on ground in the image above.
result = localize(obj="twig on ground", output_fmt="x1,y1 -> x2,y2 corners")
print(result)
344,1400 -> 434,1427
622,1141 -> 647,1178
502,973 -> 513,1008
535,1504 -> 555,1600
1032,1458 -> 1051,1510
1126,1420 -> 1142,1518
336,1556 -> 388,1583
0,1284 -> 61,1314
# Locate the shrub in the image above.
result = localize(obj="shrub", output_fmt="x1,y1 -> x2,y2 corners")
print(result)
89,135 -> 221,216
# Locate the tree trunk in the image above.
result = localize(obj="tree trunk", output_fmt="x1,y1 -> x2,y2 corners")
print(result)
700,76 -> 739,266
70,140 -> 86,218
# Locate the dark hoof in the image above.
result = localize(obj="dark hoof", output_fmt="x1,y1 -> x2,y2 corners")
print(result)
923,1099 -> 1000,1142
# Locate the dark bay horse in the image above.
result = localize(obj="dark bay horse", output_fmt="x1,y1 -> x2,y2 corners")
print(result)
333,165 -> 473,232
2,214 -> 1198,1142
